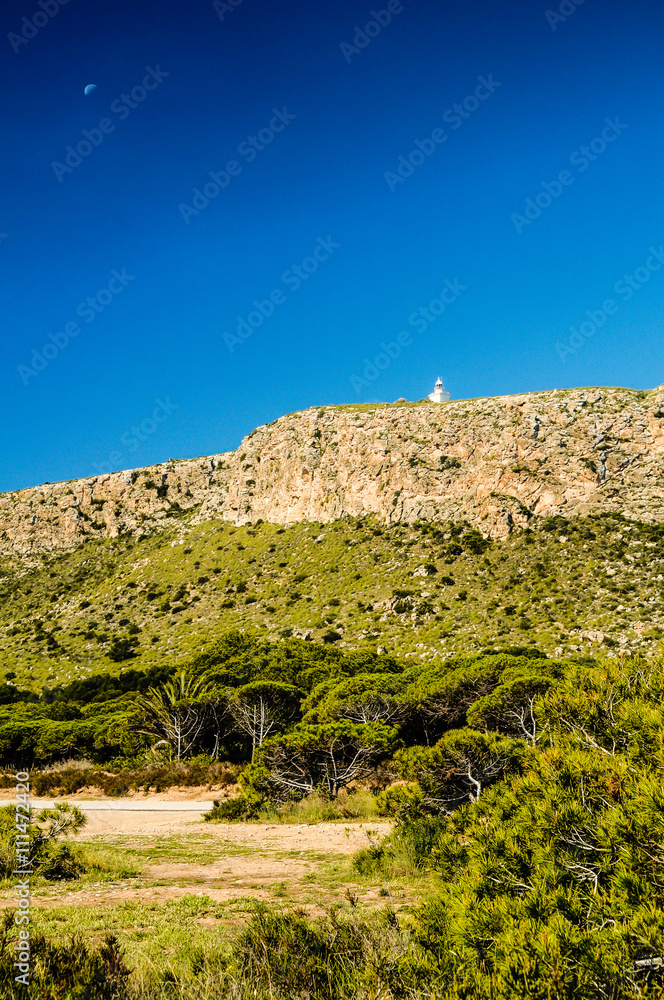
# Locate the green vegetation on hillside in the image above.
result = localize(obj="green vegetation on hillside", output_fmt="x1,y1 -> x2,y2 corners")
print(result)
1,512 -> 662,691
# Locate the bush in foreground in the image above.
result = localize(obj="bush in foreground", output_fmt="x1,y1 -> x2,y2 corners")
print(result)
0,913 -> 131,999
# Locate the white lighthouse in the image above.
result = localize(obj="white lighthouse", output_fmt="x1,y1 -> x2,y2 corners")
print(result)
428,377 -> 451,403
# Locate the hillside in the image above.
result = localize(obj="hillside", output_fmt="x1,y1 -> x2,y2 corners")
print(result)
1,385 -> 664,560
1,384 -> 663,690
1,506 -> 663,691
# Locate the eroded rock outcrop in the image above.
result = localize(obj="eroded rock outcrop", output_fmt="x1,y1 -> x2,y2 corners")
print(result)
2,385 -> 663,559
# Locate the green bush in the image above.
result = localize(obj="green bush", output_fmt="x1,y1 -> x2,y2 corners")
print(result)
0,913 -> 131,999
37,842 -> 86,880
376,782 -> 426,818
204,793 -> 262,822
0,802 -> 86,880
461,529 -> 492,554
224,905 -> 419,1000
107,636 -> 138,662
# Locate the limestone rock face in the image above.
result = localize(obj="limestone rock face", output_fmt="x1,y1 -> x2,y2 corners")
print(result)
2,385 -> 664,559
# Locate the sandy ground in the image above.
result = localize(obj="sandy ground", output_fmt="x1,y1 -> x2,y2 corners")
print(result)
28,798 -> 390,844
10,799 -> 393,911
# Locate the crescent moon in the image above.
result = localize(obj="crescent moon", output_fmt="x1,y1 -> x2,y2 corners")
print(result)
84,84 -> 97,96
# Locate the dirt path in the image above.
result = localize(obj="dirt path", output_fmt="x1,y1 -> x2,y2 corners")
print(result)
15,800 -> 393,912
31,798 -> 390,847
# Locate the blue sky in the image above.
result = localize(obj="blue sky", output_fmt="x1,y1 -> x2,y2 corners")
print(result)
1,0 -> 663,491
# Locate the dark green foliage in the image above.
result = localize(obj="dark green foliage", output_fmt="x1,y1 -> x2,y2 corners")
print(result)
406,657 -> 503,743
370,657 -> 664,998
0,684 -> 38,705
0,801 -> 86,879
244,721 -> 400,801
228,680 -> 303,759
0,912 -> 131,999
461,529 -> 492,555
37,841 -> 87,880
0,718 -> 99,767
233,907 -> 353,998
224,905 -> 420,1000
467,672 -> 556,742
397,728 -> 521,809
542,514 -> 571,533
0,636 -> 560,769
375,782 -> 427,819
204,793 -> 262,821
107,636 -> 139,662
131,669 -> 224,760
302,672 -> 410,726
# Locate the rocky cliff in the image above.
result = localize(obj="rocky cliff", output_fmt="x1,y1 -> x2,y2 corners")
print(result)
2,385 -> 664,559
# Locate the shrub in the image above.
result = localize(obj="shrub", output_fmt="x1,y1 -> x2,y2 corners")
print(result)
0,802 -> 86,880
107,637 -> 138,662
467,674 -> 555,744
225,905 -> 417,1000
204,794 -> 262,822
0,912 -> 131,999
37,842 -> 86,880
376,782 -> 427,818
352,844 -> 385,876
396,728 -> 521,811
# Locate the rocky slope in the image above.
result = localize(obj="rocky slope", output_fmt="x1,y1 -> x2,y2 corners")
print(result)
2,385 -> 664,559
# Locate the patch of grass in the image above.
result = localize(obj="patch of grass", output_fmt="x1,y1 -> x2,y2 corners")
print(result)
31,895 -> 231,991
258,789 -> 382,825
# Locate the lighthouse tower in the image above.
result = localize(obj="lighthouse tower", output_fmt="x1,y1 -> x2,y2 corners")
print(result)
428,377 -> 451,403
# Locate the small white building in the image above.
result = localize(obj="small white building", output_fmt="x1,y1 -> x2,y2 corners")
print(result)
428,377 -> 451,403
